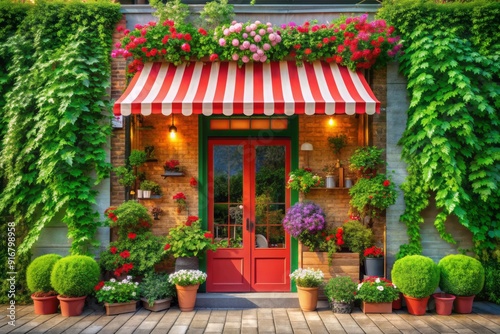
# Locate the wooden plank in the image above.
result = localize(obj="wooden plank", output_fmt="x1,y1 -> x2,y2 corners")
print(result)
300,250 -> 360,283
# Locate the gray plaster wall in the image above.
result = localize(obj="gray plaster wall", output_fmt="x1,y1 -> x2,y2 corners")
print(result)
385,63 -> 474,278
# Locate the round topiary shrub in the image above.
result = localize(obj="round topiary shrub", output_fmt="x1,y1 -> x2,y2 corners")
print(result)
50,255 -> 100,297
27,254 -> 62,294
391,255 -> 439,298
438,254 -> 485,296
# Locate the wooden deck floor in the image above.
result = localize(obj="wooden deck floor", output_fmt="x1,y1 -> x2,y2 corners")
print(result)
1,301 -> 500,334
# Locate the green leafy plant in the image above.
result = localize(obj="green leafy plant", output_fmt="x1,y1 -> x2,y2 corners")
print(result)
114,166 -> 136,188
140,180 -> 159,191
129,149 -> 147,167
348,146 -> 385,177
348,174 -> 398,221
168,269 -> 207,286
341,220 -> 374,257
289,268 -> 324,288
324,276 -> 357,303
379,0 -> 500,262
391,255 -> 439,299
327,134 -> 348,158
164,218 -> 217,258
438,254 -> 485,296
139,273 -> 176,307
198,0 -> 234,31
94,276 -> 139,304
150,0 -> 190,25
50,255 -> 100,297
356,277 -> 400,303
286,168 -> 322,193
27,254 -> 62,296
104,201 -> 153,239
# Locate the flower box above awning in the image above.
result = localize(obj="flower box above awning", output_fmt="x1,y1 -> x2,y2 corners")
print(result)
113,61 -> 380,116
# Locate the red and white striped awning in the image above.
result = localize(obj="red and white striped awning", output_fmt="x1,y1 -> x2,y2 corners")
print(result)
113,61 -> 380,116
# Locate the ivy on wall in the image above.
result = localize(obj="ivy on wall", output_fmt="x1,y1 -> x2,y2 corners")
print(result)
379,0 -> 500,260
0,0 -> 121,302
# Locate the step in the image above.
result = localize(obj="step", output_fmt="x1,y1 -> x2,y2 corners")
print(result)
195,292 -> 330,309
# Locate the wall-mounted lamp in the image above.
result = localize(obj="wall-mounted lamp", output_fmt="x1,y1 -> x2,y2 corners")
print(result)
300,142 -> 313,167
169,114 -> 177,139
328,117 -> 334,127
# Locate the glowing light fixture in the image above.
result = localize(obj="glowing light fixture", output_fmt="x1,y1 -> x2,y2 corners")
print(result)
328,117 -> 334,126
169,115 -> 177,139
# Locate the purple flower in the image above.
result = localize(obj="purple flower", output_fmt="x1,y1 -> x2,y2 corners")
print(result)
282,202 -> 326,238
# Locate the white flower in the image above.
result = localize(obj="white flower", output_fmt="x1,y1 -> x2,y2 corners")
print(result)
375,278 -> 381,283
357,283 -> 363,290
377,286 -> 384,291
393,284 -> 397,289
127,275 -> 132,280
110,278 -> 116,283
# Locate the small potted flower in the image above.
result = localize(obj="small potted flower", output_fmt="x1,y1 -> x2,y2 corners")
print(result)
289,268 -> 324,312
348,146 -> 385,178
173,192 -> 187,213
164,159 -> 183,175
139,273 -> 176,312
94,276 -> 140,316
356,276 -> 400,314
168,269 -> 208,312
324,276 -> 358,314
363,246 -> 384,277
286,168 -> 322,194
140,180 -> 158,199
151,207 -> 163,220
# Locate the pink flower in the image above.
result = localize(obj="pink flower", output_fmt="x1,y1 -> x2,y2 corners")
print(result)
219,38 -> 226,47
232,39 -> 240,47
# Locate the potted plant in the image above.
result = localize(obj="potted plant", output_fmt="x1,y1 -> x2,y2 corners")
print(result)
289,268 -> 324,312
27,253 -> 62,315
129,149 -> 147,168
139,273 -> 176,312
140,180 -> 158,199
342,219 -> 374,256
173,192 -> 187,213
50,255 -> 100,316
322,164 -> 337,188
164,217 -> 217,271
94,276 -> 140,315
168,269 -> 207,312
282,201 -> 326,252
438,254 -> 485,314
348,146 -> 385,178
286,168 -> 322,194
391,255 -> 440,316
348,174 -> 397,227
164,159 -> 183,175
363,246 -> 384,277
327,134 -> 348,160
103,201 -> 153,240
151,206 -> 164,220
356,277 -> 400,313
324,276 -> 357,314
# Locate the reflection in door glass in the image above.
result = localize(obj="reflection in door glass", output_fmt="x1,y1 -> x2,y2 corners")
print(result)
213,145 -> 243,248
254,145 -> 286,248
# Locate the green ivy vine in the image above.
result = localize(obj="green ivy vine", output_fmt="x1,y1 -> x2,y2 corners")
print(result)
379,0 -> 500,260
0,0 -> 121,260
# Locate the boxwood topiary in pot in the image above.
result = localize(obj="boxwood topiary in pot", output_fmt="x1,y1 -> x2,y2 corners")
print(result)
391,255 -> 439,315
27,254 -> 62,314
50,255 -> 100,316
438,254 -> 485,314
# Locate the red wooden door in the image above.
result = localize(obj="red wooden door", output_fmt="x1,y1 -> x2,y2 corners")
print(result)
206,138 -> 290,292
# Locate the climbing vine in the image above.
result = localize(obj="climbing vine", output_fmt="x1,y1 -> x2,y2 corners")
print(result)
379,0 -> 500,260
0,0 -> 121,284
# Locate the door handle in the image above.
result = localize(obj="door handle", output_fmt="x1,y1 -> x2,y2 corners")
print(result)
246,218 -> 254,232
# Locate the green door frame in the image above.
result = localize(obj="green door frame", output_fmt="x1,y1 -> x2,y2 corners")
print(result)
198,115 -> 299,291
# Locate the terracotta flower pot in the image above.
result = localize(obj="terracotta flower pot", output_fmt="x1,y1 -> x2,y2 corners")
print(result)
32,294 -> 59,315
57,295 -> 87,317
104,301 -> 137,316
404,295 -> 429,316
433,293 -> 456,315
176,284 -> 199,312
362,301 -> 392,314
297,286 -> 319,312
454,295 -> 475,314
392,293 -> 403,310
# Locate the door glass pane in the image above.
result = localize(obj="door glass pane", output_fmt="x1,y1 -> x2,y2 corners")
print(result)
213,145 -> 244,248
254,145 -> 286,248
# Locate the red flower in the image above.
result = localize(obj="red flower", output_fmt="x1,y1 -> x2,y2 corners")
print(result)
173,192 -> 187,201
94,281 -> 105,291
209,53 -> 218,61
110,246 -> 117,254
120,250 -> 130,259
128,232 -> 137,240
204,232 -> 213,239
181,43 -> 191,52
383,180 -> 391,187
293,44 -> 301,50
184,33 -> 192,41
304,48 -> 312,55
164,244 -> 171,251
364,246 -> 384,258
198,27 -> 207,36
114,267 -> 122,277
122,263 -> 134,273
186,216 -> 198,226
335,227 -> 344,246
190,177 -> 198,187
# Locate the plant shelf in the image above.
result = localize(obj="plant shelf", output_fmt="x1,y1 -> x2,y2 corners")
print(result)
161,171 -> 184,179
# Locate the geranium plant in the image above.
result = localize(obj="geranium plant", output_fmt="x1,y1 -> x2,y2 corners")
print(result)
94,276 -> 140,304
173,192 -> 187,212
364,246 -> 384,258
356,277 -> 400,303
282,201 -> 326,250
164,159 -> 181,172
164,217 -> 217,258
168,269 -> 207,286
289,268 -> 324,288
286,168 -> 322,193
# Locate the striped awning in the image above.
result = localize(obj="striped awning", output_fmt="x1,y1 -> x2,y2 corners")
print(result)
113,61 -> 380,116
